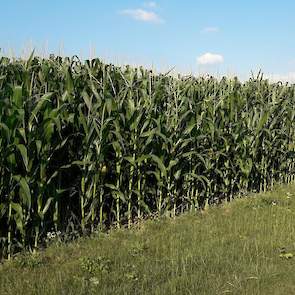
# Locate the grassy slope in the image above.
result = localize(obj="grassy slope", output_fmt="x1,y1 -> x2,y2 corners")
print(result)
1,184 -> 295,295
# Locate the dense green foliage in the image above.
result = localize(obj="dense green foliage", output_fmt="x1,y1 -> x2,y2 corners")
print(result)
1,54 -> 295,258
1,185 -> 295,294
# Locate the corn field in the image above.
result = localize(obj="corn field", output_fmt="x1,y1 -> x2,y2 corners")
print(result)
1,54 -> 295,258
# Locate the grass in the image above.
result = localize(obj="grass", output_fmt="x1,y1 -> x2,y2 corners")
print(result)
1,184 -> 295,295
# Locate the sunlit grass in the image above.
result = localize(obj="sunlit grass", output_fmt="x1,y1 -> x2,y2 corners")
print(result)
1,184 -> 295,294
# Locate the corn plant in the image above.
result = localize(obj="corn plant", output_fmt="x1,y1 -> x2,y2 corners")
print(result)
1,54 -> 295,258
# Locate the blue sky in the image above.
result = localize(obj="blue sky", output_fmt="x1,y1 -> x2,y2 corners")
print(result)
1,0 -> 295,81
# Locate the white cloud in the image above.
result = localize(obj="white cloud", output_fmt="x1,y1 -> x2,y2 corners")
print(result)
266,72 -> 295,83
120,9 -> 163,23
144,1 -> 157,8
197,52 -> 224,65
201,27 -> 220,34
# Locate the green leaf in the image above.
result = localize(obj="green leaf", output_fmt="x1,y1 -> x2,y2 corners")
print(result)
16,144 -> 29,172
105,183 -> 117,190
0,123 -> 10,140
0,204 -> 7,218
25,50 -> 35,70
82,90 -> 92,111
12,85 -> 23,108
19,178 -> 31,209
167,159 -> 179,171
11,202 -> 23,217
11,202 -> 24,234
36,140 -> 42,155
65,67 -> 74,93
17,128 -> 27,143
47,171 -> 59,185
124,156 -> 136,166
29,93 -> 53,127
256,111 -> 269,134
42,198 -> 54,216
150,155 -> 167,178
7,153 -> 16,166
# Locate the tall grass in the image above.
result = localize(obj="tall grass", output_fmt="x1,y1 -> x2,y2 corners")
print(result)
1,54 -> 295,258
